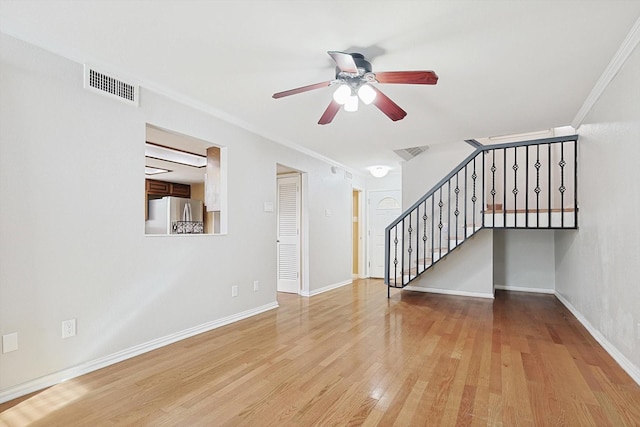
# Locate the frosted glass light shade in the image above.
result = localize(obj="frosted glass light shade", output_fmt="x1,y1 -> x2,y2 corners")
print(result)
357,84 -> 377,104
332,85 -> 351,105
344,95 -> 358,112
369,165 -> 390,178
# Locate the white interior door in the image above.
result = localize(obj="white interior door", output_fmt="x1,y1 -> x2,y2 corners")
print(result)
277,175 -> 301,293
369,190 -> 402,278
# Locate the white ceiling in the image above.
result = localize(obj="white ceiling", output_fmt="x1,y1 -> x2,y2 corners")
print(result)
2,1 -> 639,176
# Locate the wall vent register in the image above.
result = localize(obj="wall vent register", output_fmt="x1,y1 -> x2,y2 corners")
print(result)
84,65 -> 138,106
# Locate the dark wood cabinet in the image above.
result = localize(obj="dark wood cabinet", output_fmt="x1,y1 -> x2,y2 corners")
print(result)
146,179 -> 191,198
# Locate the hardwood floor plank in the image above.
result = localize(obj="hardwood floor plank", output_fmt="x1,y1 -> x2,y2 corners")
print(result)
1,282 -> 639,426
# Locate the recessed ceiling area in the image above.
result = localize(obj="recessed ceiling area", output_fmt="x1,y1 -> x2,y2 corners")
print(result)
2,1 -> 639,175
145,125 -> 210,184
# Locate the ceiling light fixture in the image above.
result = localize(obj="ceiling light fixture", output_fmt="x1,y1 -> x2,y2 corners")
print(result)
332,85 -> 351,104
357,84 -> 377,105
344,94 -> 359,112
145,142 -> 206,168
369,165 -> 390,178
145,166 -> 170,175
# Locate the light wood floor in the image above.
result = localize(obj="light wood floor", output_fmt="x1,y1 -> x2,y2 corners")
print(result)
1,279 -> 639,426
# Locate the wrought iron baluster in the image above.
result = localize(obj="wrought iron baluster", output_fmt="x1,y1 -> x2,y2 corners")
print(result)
491,150 -> 496,226
438,188 -> 443,259
393,226 -> 398,287
535,145 -> 541,228
503,148 -> 507,227
447,180 -> 451,250
407,214 -> 412,281
464,165 -> 468,239
422,201 -> 428,272
548,143 -> 552,228
526,145 -> 529,227
559,141 -> 566,228
401,218 -> 405,285
454,174 -> 460,244
574,139 -> 578,228
512,146 -> 519,227
431,195 -> 435,267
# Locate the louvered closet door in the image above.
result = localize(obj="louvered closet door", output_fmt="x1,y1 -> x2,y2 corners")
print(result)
277,175 -> 301,293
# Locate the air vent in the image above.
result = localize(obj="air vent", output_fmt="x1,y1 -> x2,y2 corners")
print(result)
84,65 -> 138,106
393,145 -> 429,161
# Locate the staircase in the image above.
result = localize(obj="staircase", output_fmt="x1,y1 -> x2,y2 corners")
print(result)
385,135 -> 578,296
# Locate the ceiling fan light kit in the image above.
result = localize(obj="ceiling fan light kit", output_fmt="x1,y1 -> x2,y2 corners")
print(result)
272,51 -> 438,125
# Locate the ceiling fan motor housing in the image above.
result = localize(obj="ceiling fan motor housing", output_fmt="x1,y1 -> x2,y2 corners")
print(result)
335,53 -> 372,79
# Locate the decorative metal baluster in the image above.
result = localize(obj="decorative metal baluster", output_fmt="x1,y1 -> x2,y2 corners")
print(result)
416,205 -> 420,275
548,143 -> 552,228
393,226 -> 398,287
447,180 -> 451,251
464,165 -> 468,239
526,145 -> 529,228
491,150 -> 496,227
535,145 -> 541,228
512,146 -> 519,227
438,188 -> 443,259
559,141 -> 566,228
422,201 -> 428,272
574,139 -> 578,228
431,195 -> 435,267
503,148 -> 507,227
401,218 -> 405,285
407,213 -> 413,281
454,174 -> 460,244
472,158 -> 478,231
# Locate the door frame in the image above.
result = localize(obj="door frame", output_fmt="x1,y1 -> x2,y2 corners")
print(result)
276,170 -> 308,295
352,187 -> 366,279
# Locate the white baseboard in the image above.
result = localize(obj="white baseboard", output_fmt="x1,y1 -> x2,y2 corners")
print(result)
403,285 -> 494,299
300,279 -> 352,297
0,301 -> 279,404
494,284 -> 555,294
554,292 -> 640,386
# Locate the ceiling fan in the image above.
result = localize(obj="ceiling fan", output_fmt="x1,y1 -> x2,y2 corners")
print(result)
272,51 -> 438,125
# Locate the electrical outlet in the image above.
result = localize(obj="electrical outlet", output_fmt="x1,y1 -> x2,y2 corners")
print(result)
231,285 -> 239,297
62,319 -> 76,338
253,280 -> 260,292
2,333 -> 18,353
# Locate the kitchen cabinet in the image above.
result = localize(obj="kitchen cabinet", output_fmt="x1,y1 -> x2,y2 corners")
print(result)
146,179 -> 191,198
145,179 -> 191,220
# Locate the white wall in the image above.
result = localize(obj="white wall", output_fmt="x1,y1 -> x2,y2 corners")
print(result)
555,44 -> 640,380
404,230 -> 494,298
493,229 -> 555,292
0,34 -> 352,397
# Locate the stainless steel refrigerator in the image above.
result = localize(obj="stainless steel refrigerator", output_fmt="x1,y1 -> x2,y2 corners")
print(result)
145,196 -> 204,234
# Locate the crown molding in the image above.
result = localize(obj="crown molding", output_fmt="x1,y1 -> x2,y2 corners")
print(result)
572,16 -> 640,128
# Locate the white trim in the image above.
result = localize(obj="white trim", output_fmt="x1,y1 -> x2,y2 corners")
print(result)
494,285 -> 555,294
299,280 -> 352,297
554,292 -> 640,386
403,285 -> 494,300
571,15 -> 640,128
0,302 -> 279,404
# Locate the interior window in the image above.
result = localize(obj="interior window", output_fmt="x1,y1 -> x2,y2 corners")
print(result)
144,124 -> 225,235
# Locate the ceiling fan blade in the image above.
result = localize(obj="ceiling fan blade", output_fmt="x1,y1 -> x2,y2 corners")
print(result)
374,71 -> 438,85
273,81 -> 333,99
318,100 -> 341,125
328,51 -> 358,73
370,86 -> 407,121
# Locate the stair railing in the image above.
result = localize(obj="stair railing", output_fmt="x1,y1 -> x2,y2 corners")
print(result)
385,135 -> 578,295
